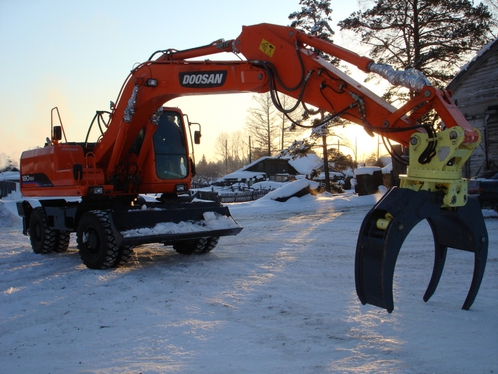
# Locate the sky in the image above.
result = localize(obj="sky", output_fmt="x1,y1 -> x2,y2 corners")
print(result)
0,0 -> 383,164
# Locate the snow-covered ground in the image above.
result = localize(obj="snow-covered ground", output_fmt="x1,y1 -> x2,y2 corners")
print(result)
1,187 -> 497,373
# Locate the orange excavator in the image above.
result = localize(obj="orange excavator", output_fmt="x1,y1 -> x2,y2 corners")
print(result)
17,23 -> 487,312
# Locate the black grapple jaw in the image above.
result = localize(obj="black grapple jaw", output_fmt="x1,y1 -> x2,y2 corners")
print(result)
355,187 -> 488,313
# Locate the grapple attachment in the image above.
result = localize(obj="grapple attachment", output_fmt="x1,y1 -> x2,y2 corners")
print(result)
355,187 -> 488,313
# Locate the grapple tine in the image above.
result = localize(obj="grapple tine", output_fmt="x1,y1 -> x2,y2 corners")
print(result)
355,187 -> 488,313
422,241 -> 447,303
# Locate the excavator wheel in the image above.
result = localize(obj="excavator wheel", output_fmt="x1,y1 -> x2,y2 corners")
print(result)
203,237 -> 220,253
115,246 -> 135,267
52,231 -> 70,253
77,210 -> 119,269
29,207 -> 68,254
173,238 -> 208,255
173,237 -> 219,255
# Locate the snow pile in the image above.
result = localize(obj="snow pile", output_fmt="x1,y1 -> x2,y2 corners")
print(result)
121,211 -> 240,238
264,179 -> 319,202
0,171 -> 19,181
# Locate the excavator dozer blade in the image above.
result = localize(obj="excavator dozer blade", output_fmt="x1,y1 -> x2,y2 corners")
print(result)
355,187 -> 488,313
110,200 -> 242,247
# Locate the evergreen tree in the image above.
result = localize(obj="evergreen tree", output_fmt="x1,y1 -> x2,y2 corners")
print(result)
327,148 -> 357,173
483,0 -> 498,32
289,0 -> 336,62
339,0 -> 494,101
289,0 -> 334,41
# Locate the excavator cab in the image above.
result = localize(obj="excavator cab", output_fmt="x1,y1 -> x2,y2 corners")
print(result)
152,111 -> 188,180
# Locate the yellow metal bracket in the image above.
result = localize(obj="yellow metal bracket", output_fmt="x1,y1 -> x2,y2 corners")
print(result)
399,127 -> 481,208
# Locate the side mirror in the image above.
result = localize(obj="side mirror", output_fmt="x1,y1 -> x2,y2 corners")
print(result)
52,125 -> 62,142
194,130 -> 201,145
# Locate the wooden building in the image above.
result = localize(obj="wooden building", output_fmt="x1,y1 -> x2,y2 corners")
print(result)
447,39 -> 498,177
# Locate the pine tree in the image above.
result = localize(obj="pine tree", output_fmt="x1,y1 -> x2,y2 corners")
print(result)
339,0 -> 494,101
289,0 -> 334,41
289,0 -> 336,62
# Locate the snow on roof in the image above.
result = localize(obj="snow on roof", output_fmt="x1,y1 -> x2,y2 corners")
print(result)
221,154 -> 322,181
287,154 -> 322,174
461,38 -> 498,72
355,166 -> 382,176
448,37 -> 498,91
219,170 -> 266,181
382,163 -> 392,174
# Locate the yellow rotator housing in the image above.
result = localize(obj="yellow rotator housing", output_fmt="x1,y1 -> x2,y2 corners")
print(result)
399,126 -> 481,208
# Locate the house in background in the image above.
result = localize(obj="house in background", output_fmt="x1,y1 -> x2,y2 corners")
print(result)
215,154 -> 323,186
447,38 -> 498,178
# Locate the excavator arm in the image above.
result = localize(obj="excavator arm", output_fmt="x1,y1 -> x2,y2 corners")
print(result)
96,23 -> 480,169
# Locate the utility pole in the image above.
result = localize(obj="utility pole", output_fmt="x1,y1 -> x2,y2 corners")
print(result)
225,139 -> 228,175
281,112 -> 285,151
248,136 -> 252,164
322,134 -> 331,193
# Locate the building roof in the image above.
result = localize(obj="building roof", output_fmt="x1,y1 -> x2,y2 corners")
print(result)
218,154 -> 323,183
287,154 -> 322,174
220,170 -> 266,181
242,154 -> 322,174
447,38 -> 498,92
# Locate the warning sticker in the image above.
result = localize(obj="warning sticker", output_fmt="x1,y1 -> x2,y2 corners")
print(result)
259,39 -> 276,58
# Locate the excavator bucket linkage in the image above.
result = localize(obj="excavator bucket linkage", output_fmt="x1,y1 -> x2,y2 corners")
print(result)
355,187 -> 488,313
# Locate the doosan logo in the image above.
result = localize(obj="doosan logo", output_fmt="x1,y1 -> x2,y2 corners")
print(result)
179,70 -> 227,88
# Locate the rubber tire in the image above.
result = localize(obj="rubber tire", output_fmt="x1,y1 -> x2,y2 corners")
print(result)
173,238 -> 208,255
115,246 -> 134,267
202,237 -> 220,254
77,211 -> 119,269
173,237 -> 219,255
53,231 -> 70,253
28,207 -> 58,254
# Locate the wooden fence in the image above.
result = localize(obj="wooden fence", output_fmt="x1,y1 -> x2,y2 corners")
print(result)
195,189 -> 270,203
0,181 -> 17,198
